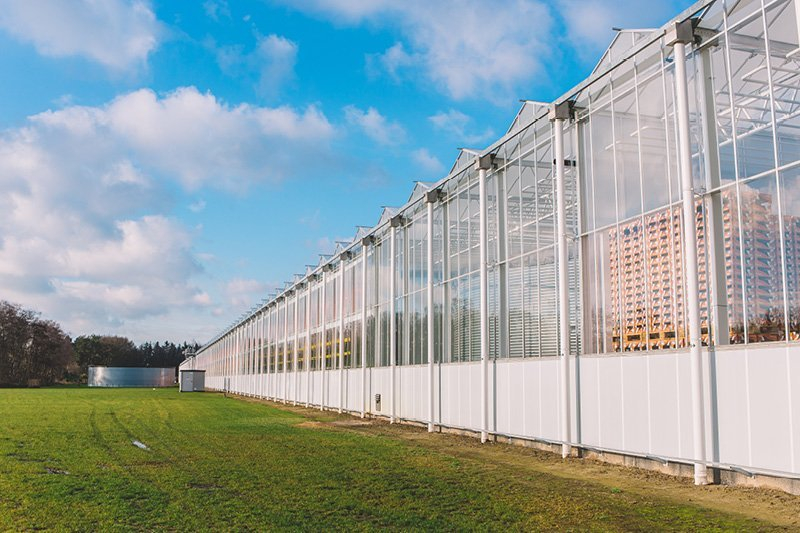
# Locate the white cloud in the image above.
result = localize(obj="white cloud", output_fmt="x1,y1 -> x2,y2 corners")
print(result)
193,292 -> 212,306
189,199 -> 207,213
255,35 -> 298,97
225,278 -> 270,308
366,42 -> 415,81
429,109 -> 494,146
279,0 -> 693,100
0,86 -> 337,340
204,0 -> 231,21
344,105 -> 406,146
0,0 -> 161,71
412,148 -> 444,176
27,86 -> 335,190
557,0 -> 690,61
216,34 -> 298,99
278,0 -> 552,100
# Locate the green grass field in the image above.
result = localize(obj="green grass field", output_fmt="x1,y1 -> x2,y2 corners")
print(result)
0,387 -> 797,531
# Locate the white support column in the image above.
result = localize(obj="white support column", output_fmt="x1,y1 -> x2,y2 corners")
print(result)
234,326 -> 240,392
283,296 -> 289,404
360,237 -> 371,418
252,318 -> 256,393
294,290 -> 300,406
476,155 -> 491,444
389,216 -> 402,424
223,335 -> 227,390
246,320 -> 251,395
262,311 -> 268,398
259,312 -> 265,398
550,101 -> 572,458
698,45 -> 729,346
425,190 -> 440,433
305,282 -> 312,408
248,319 -> 252,394
668,20 -> 708,486
230,330 -> 235,390
338,260 -> 346,413
266,308 -> 272,400
320,267 -> 328,411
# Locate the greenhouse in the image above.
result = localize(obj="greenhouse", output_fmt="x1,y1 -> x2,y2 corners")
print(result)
182,0 -> 800,488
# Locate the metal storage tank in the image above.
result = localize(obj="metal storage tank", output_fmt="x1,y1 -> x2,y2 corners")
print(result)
88,366 -> 175,387
179,369 -> 205,392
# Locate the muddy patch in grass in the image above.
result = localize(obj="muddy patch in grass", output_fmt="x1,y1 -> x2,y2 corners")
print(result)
330,420 -> 373,427
295,421 -> 324,429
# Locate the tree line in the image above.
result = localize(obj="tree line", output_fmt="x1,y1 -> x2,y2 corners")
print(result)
0,300 -> 199,387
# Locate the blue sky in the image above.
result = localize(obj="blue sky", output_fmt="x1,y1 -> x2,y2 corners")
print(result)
0,0 -> 694,343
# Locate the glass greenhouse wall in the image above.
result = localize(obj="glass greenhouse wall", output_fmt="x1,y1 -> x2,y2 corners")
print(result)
183,0 -> 800,486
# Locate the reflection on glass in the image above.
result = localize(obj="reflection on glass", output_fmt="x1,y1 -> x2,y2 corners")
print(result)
739,178 -> 786,341
781,169 -> 800,340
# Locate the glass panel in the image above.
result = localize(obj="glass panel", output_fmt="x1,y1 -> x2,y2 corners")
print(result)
741,176 -> 786,342
780,168 -> 800,340
637,70 -> 672,211
613,90 -> 643,220
589,105 -> 617,228
507,257 -> 524,357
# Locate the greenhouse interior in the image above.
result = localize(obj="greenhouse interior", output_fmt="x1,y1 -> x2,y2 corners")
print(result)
181,0 -> 800,489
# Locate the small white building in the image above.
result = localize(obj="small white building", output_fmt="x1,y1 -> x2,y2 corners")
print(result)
179,369 -> 205,392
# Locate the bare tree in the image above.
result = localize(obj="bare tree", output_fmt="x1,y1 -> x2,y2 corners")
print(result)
0,301 -> 74,386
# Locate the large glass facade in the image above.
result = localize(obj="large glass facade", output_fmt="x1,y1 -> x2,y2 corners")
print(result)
195,0 -> 800,378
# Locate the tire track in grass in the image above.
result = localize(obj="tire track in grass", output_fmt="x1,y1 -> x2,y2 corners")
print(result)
100,390 -> 247,525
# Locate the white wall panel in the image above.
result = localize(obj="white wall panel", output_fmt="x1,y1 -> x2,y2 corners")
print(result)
621,355 -> 649,453
344,369 -> 363,412
371,368 -> 391,415
647,354 -> 683,458
538,358 -> 561,442
398,366 -> 427,422
748,347 -> 792,472
577,357 -> 599,445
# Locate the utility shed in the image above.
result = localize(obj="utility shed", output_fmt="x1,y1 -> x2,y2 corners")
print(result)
179,369 -> 205,392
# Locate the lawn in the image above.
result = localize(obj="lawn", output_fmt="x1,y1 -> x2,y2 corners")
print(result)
0,387 -> 797,531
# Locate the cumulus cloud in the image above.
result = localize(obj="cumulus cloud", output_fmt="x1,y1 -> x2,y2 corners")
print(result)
277,0 -> 552,100
366,42 -> 416,81
556,0 -> 692,61
429,109 -> 494,146
0,86 -> 336,338
412,148 -> 444,176
225,278 -> 271,308
28,86 -> 335,190
204,0 -> 231,21
216,34 -> 299,99
0,0 -> 161,71
344,105 -> 406,146
279,0 -> 694,100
